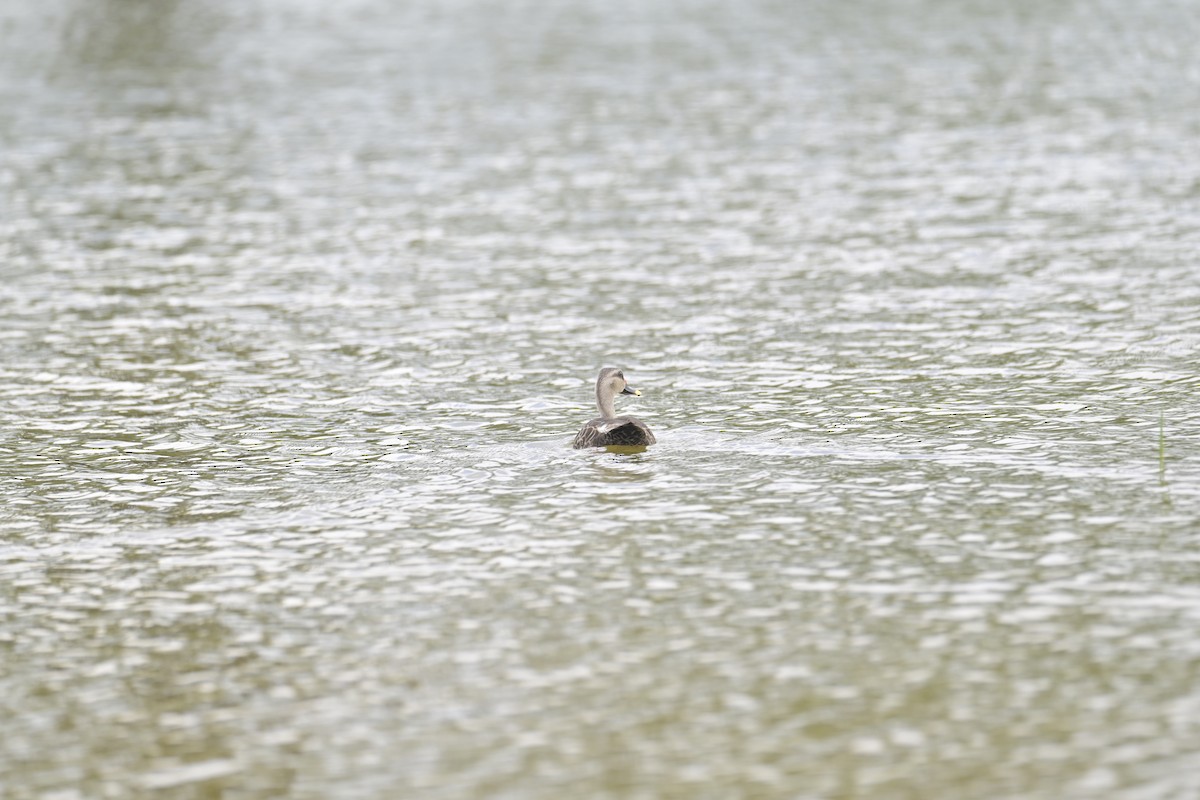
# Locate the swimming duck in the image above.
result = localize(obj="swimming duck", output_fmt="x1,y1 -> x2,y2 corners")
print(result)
572,367 -> 656,448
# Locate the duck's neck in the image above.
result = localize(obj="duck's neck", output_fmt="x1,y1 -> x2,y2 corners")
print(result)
596,384 -> 617,419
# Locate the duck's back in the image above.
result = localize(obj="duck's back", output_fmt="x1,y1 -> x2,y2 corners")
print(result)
573,416 -> 656,448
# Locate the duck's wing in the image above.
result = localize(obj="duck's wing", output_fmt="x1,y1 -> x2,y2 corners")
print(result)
574,417 -> 656,448
603,417 -> 656,446
572,418 -> 607,448
635,420 -> 657,445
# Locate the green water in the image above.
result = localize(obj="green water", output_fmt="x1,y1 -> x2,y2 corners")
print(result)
2,0 -> 1199,797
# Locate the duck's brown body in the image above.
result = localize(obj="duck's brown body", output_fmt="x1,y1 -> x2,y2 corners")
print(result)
572,415 -> 656,448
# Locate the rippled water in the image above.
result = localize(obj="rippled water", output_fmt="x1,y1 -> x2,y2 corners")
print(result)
3,0 -> 1200,797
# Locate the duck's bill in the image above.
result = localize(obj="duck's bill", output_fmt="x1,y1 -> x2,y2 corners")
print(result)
622,386 -> 642,396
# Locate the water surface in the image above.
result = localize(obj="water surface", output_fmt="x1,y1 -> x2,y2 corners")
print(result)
2,0 -> 1200,797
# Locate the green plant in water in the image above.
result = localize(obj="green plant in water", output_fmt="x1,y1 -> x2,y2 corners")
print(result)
1159,410 -> 1166,476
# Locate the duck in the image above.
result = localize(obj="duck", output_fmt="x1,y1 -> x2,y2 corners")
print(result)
572,367 -> 656,448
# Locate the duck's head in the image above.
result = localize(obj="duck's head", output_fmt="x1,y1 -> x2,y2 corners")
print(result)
598,367 -> 641,397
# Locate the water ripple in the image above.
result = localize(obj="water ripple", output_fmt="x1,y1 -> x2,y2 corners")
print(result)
3,0 -> 1200,798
